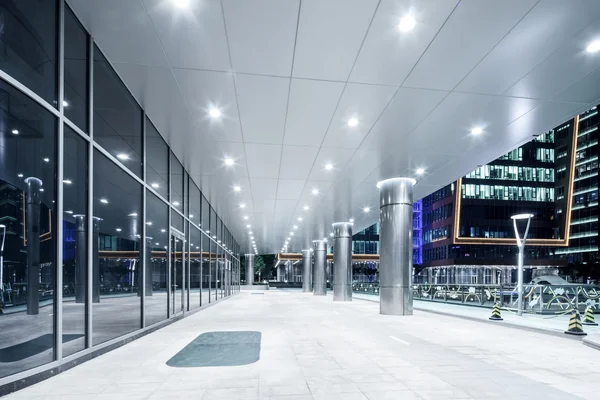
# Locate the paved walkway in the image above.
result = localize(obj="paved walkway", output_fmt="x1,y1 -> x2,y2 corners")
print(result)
5,290 -> 600,399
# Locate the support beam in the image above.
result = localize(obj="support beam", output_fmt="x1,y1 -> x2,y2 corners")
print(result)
312,240 -> 327,296
302,249 -> 312,292
332,222 -> 353,302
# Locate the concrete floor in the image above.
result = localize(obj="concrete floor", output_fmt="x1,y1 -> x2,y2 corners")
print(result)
4,290 -> 600,399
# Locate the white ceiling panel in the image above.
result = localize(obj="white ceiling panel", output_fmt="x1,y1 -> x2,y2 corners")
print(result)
244,143 -> 282,179
276,179 -> 306,200
306,147 -> 356,182
222,0 -> 299,76
350,0 -> 457,86
456,0 -> 600,95
68,0 -> 168,67
173,68 -> 242,142
403,0 -> 537,91
283,79 -> 345,146
143,0 -> 230,70
279,146 -> 319,180
235,74 -> 290,144
65,0 -> 600,253
505,19 -> 600,101
293,0 -> 378,81
321,83 -> 398,149
360,87 -> 448,153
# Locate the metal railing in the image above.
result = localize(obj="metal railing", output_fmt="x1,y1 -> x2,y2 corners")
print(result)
352,282 -> 600,314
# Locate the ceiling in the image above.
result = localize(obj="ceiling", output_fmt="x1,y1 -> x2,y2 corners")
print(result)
66,0 -> 600,254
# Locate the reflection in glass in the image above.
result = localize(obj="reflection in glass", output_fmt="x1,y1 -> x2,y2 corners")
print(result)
170,152 -> 183,213
92,150 -> 141,345
93,45 -> 142,178
0,0 -> 57,104
189,226 -> 201,310
64,5 -> 88,131
0,78 -> 56,378
202,233 -> 210,305
146,119 -> 168,199
62,126 -> 87,356
210,240 -> 217,302
145,191 -> 168,326
189,179 -> 201,228
170,231 -> 184,316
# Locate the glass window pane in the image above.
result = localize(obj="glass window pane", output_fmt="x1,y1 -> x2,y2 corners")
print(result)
145,191 -> 168,326
62,125 -> 88,357
189,226 -> 201,310
64,5 -> 88,131
202,232 -> 210,305
210,239 -> 217,302
201,195 -> 209,231
189,179 -> 201,227
0,78 -> 57,378
171,209 -> 184,233
145,118 -> 168,199
0,0 -> 57,104
170,151 -> 183,212
92,150 -> 141,344
93,45 -> 142,178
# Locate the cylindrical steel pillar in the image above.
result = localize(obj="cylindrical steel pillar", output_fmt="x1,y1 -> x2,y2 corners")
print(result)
313,240 -> 327,296
378,177 -> 415,315
245,254 -> 254,285
25,177 -> 42,315
145,236 -> 153,296
332,222 -> 353,301
302,249 -> 312,292
92,217 -> 101,303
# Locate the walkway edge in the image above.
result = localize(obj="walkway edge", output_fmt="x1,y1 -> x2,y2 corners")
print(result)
352,295 -> 587,342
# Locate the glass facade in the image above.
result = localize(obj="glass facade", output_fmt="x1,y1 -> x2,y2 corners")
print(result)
0,1 -> 240,382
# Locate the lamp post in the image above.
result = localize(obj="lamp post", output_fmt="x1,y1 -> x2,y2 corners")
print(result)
511,213 -> 533,316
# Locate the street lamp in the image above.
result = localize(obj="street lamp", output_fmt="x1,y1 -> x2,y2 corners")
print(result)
511,213 -> 533,316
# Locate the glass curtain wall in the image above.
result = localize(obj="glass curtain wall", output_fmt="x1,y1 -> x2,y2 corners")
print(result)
0,0 -> 239,383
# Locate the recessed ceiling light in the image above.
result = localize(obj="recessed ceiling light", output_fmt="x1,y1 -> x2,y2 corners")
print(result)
65,210 -> 73,214
128,213 -> 138,217
224,157 -> 235,166
11,129 -> 18,135
100,198 -> 108,204
249,231 -> 253,234
146,222 -> 153,226
173,201 -> 180,206
156,242 -> 159,246
62,100 -> 69,107
287,237 -> 291,240
290,232 -> 295,236
349,218 -> 355,223
240,203 -> 246,209
212,235 -> 217,239
233,185 -> 241,192
298,217 -> 303,222
63,179 -> 72,185
17,173 -> 23,178
416,168 -> 425,175
398,14 -> 416,32
161,229 -> 166,233
117,153 -> 129,160
243,216 -> 249,220
206,230 -> 210,234
151,183 -> 160,188
293,225 -> 298,229
303,205 -> 309,211
311,188 -> 319,195
586,39 -> 600,53
116,228 -> 122,232
217,240 -> 221,243
325,163 -> 333,171
189,214 -> 194,218
250,236 -> 254,240
43,158 -> 50,163
347,117 -> 358,127
363,207 -> 370,213
329,232 -> 334,237
209,107 -> 221,118
246,224 -> 251,228
471,127 -> 483,135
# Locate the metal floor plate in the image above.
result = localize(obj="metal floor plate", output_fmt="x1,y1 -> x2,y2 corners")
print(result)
166,331 -> 261,367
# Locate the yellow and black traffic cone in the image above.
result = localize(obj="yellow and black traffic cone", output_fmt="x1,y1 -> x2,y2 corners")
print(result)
489,302 -> 503,321
565,309 -> 587,336
582,306 -> 598,326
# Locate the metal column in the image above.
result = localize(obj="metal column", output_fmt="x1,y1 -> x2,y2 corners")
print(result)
25,177 -> 42,315
302,249 -> 312,292
245,254 -> 254,285
378,177 -> 415,315
332,222 -> 353,301
313,240 -> 327,296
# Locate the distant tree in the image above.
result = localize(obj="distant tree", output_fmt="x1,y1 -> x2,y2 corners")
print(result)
254,255 -> 266,282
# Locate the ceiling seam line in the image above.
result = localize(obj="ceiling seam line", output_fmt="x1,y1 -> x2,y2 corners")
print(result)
220,0 -> 256,252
